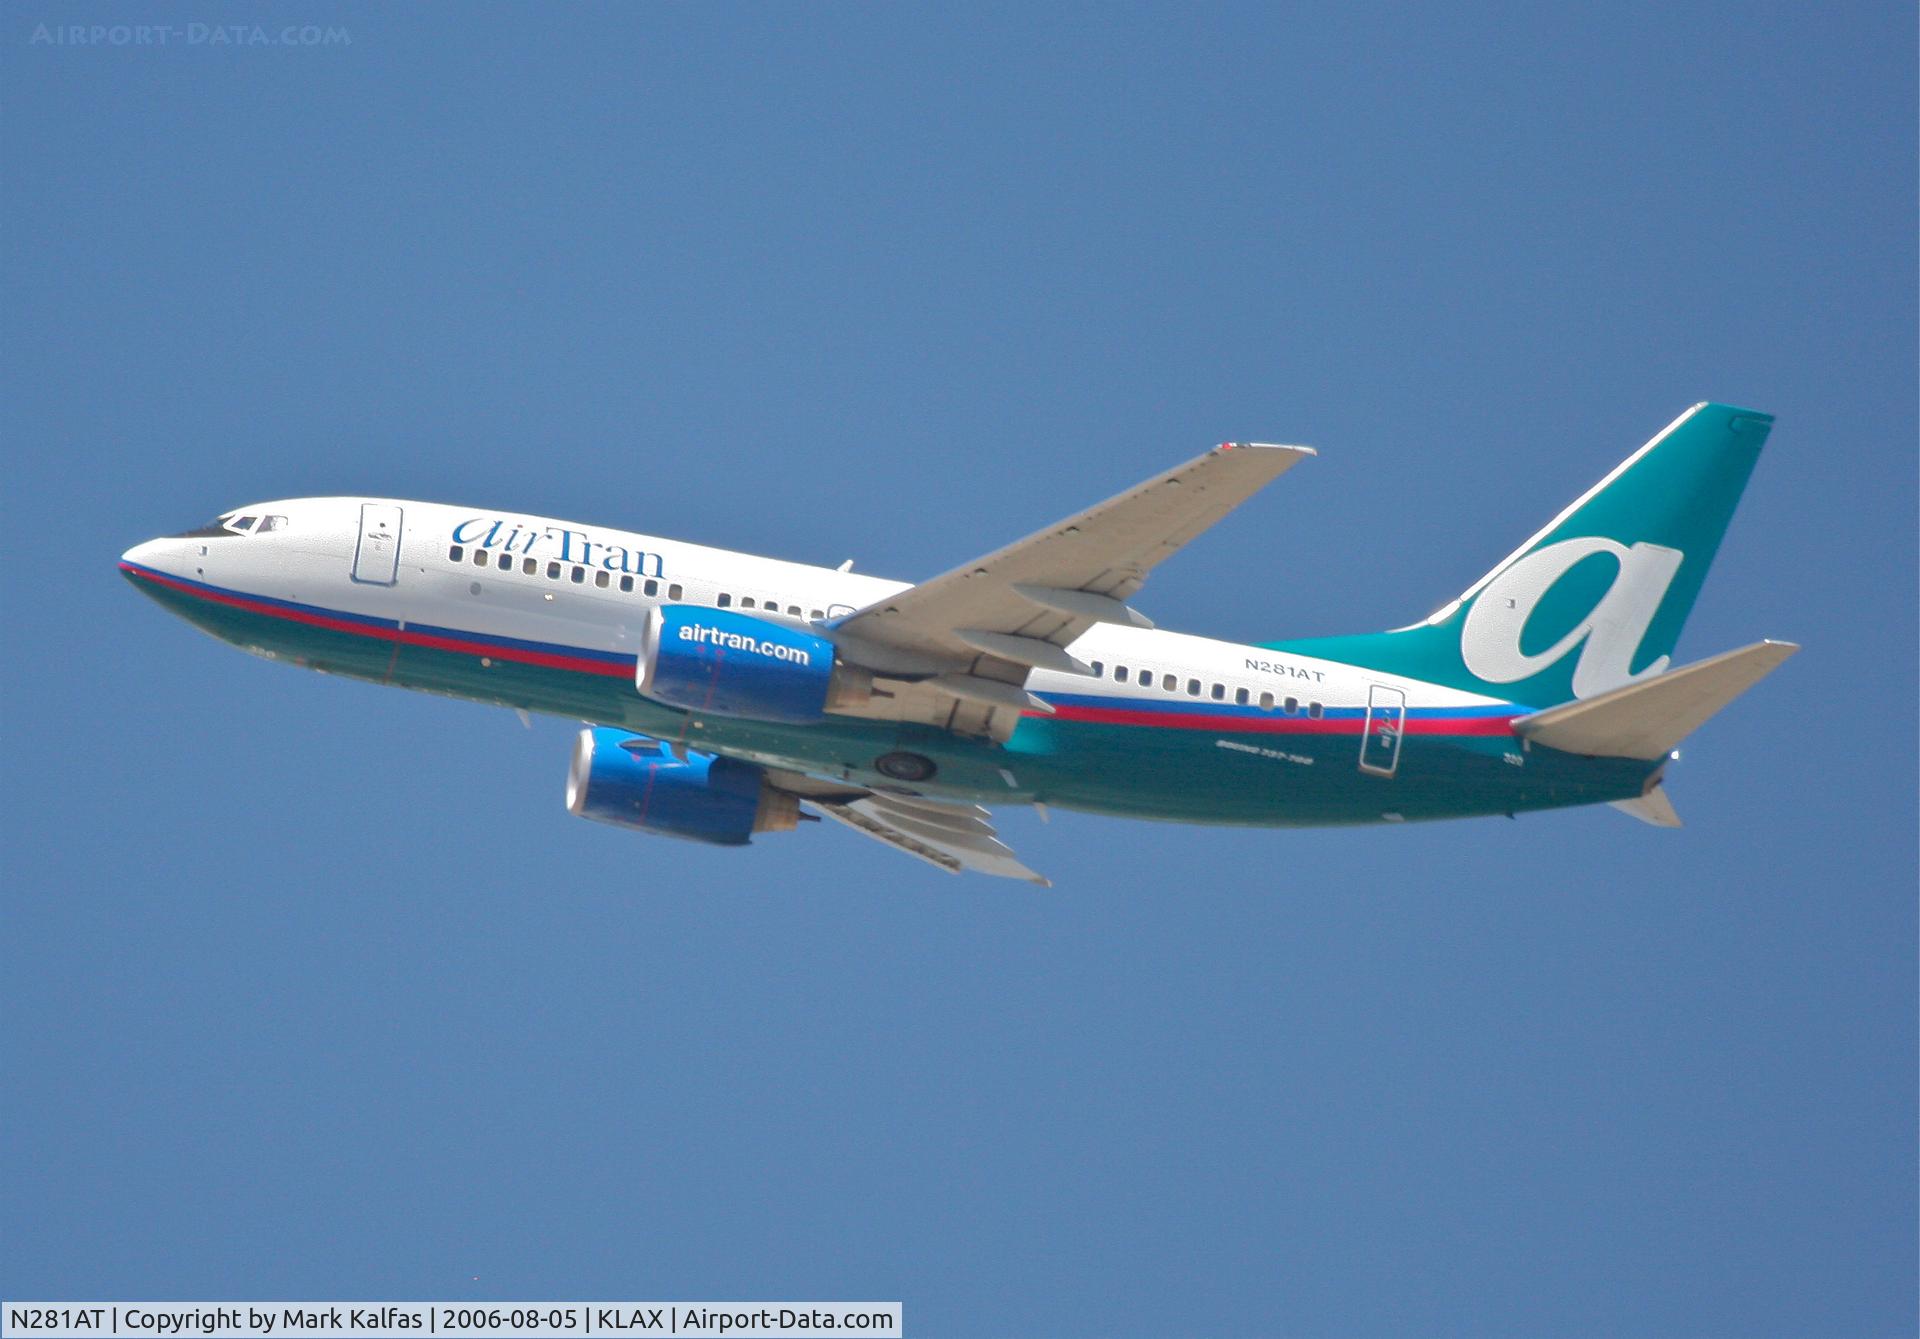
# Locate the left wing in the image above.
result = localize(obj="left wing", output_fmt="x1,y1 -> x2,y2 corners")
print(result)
829,441 -> 1312,737
767,770 -> 1048,885
811,793 -> 1050,886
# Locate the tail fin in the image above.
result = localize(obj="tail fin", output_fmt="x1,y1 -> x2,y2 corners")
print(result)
1266,403 -> 1777,707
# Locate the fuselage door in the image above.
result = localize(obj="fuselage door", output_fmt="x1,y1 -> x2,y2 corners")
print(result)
352,503 -> 403,586
1359,683 -> 1406,777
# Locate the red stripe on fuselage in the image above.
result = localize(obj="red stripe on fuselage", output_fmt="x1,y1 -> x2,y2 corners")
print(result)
1043,703 -> 1517,736
120,562 -> 633,678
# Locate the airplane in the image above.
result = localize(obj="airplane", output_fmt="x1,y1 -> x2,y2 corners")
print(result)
119,402 -> 1795,886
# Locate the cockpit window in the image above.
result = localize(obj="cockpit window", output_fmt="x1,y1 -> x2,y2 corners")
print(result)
171,511 -> 291,539
173,515 -> 239,539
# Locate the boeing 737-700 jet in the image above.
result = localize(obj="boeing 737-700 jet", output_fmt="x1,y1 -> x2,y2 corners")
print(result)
120,403 -> 1794,885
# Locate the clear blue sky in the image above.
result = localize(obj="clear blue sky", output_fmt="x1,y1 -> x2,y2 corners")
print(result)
4,5 -> 1914,1335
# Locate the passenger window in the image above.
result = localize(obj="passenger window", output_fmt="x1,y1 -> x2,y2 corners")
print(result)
448,545 -> 463,562
547,561 -> 562,579
472,549 -> 487,566
570,567 -> 585,584
523,557 -> 537,575
620,575 -> 634,593
497,552 -> 512,570
1259,692 -> 1275,710
787,605 -> 801,616
1186,679 -> 1201,696
595,570 -> 610,588
811,609 -> 824,620
668,584 -> 683,600
1235,687 -> 1249,705
1284,696 -> 1299,715
1162,674 -> 1177,691
1210,683 -> 1225,700
1091,661 -> 1104,677
1115,666 -> 1129,683
741,596 -> 756,609
718,593 -> 732,608
644,579 -> 659,597
1308,702 -> 1324,719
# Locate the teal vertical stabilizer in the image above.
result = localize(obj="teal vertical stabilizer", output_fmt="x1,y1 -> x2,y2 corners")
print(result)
1266,403 -> 1774,708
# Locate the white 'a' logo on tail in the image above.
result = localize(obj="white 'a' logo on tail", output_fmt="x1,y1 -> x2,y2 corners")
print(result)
1460,538 -> 1684,698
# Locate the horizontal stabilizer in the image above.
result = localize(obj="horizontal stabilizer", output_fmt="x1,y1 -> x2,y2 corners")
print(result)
1609,783 -> 1683,828
1512,640 -> 1798,760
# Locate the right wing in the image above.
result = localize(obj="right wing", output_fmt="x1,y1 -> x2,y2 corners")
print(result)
829,440 -> 1313,738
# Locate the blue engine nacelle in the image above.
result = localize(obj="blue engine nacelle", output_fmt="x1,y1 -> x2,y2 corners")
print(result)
565,727 -> 800,846
636,604 -> 869,723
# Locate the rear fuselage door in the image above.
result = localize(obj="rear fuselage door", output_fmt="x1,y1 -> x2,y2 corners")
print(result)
1359,683 -> 1406,776
352,502 -> 403,585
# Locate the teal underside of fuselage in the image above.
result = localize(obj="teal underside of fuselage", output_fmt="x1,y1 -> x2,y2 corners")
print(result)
141,578 -> 1659,827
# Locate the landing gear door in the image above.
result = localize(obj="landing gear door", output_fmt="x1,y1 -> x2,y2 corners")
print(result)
1359,683 -> 1406,777
352,503 -> 403,586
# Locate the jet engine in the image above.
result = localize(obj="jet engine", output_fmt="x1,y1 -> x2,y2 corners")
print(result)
565,727 -> 800,846
636,604 -> 870,723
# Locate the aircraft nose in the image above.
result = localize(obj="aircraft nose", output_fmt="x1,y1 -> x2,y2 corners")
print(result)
119,536 -> 197,591
120,538 -> 168,574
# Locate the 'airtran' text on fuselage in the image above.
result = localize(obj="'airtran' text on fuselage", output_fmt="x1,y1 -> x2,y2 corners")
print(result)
1245,657 -> 1325,682
451,516 -> 665,577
